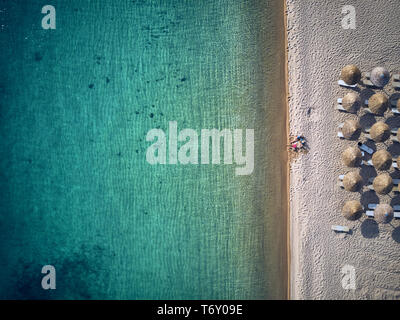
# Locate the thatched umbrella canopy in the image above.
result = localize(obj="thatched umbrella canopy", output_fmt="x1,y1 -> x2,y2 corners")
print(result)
342,200 -> 363,221
371,149 -> 392,171
342,119 -> 361,140
343,171 -> 363,192
370,67 -> 390,88
368,93 -> 389,115
374,204 -> 394,224
342,146 -> 362,167
342,92 -> 361,113
397,156 -> 400,168
370,121 -> 390,142
340,65 -> 361,85
373,173 -> 393,195
397,99 -> 400,113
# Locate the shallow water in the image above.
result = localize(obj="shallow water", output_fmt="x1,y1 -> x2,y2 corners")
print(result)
0,0 -> 287,299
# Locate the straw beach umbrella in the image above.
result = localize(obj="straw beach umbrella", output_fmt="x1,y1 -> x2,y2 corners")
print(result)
371,149 -> 392,171
342,92 -> 361,113
342,146 -> 362,167
372,173 -> 393,195
374,204 -> 394,224
368,93 -> 389,115
343,171 -> 363,192
342,200 -> 363,221
396,156 -> 400,168
370,121 -> 390,142
342,119 -> 361,140
397,99 -> 400,113
370,67 -> 390,88
340,65 -> 361,85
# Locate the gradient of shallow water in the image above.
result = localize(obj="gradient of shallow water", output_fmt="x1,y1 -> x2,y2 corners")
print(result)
0,0 -> 286,299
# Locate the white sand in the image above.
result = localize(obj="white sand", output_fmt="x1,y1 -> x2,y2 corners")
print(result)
286,0 -> 400,299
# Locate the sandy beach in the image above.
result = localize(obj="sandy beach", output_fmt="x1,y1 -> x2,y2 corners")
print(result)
286,0 -> 400,299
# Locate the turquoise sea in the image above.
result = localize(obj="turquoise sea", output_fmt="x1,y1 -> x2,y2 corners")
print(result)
0,0 -> 287,299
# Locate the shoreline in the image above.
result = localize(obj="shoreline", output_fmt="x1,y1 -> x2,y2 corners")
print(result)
266,0 -> 290,299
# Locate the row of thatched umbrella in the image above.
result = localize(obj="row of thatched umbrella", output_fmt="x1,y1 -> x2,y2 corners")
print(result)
342,171 -> 394,194
342,200 -> 393,223
341,92 -> 394,115
342,147 -> 395,170
340,65 -> 390,87
339,65 -> 396,226
341,119 -> 392,142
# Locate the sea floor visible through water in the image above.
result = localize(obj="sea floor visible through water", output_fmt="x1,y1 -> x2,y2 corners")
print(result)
0,0 -> 287,299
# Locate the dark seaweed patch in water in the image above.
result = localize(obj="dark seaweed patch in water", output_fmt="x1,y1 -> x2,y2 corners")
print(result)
8,244 -> 111,299
10,263 -> 48,300
34,52 -> 43,62
89,84 -> 94,89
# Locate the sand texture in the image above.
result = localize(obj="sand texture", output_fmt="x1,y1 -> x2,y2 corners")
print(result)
286,0 -> 400,299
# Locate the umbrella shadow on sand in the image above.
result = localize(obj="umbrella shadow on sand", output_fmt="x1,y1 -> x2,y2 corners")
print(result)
357,138 -> 377,157
390,197 -> 400,208
359,88 -> 376,105
384,115 -> 400,129
387,141 -> 400,157
359,192 -> 380,239
360,190 -> 379,209
359,113 -> 376,132
360,218 -> 379,238
392,226 -> 400,243
359,166 -> 376,184
390,198 -> 400,243
389,92 -> 400,105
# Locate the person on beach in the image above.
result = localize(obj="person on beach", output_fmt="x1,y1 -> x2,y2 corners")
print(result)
291,141 -> 299,151
297,135 -> 305,142
289,135 -> 306,151
289,140 -> 301,151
